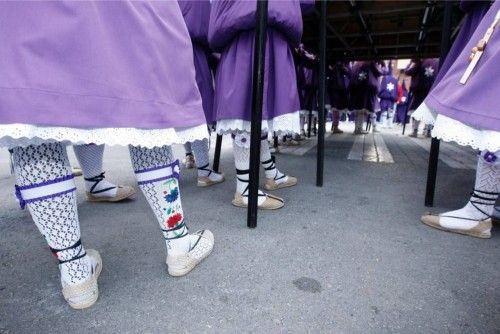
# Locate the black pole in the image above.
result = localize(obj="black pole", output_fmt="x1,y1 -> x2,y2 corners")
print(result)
247,0 -> 268,228
402,110 -> 408,135
424,0 -> 452,207
273,132 -> 279,150
307,110 -> 313,137
316,1 -> 327,187
212,134 -> 223,173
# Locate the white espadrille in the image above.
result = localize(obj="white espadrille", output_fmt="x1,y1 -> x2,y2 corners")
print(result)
421,213 -> 492,239
62,249 -> 102,309
166,230 -> 214,277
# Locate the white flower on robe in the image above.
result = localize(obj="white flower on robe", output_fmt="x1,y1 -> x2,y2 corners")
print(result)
386,82 -> 395,91
424,66 -> 435,77
358,71 -> 367,81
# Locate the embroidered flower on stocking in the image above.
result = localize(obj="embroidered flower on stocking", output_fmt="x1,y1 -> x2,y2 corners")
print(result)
167,213 -> 183,228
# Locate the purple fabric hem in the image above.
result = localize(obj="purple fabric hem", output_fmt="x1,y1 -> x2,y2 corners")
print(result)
0,88 -> 206,129
425,94 -> 499,132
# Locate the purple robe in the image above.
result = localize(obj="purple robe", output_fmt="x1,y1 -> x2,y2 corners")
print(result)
405,59 -> 439,111
0,1 -> 205,130
432,1 -> 491,88
378,74 -> 398,111
424,1 -> 500,131
348,61 -> 383,112
209,0 -> 303,124
179,0 -> 216,124
328,62 -> 350,111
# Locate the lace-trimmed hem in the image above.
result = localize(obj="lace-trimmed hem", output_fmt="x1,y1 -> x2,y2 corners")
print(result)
216,111 -> 300,135
412,102 -> 500,151
0,123 -> 209,149
432,115 -> 500,152
411,102 -> 438,125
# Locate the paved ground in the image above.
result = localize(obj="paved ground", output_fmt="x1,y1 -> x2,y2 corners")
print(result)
1,123 -> 499,333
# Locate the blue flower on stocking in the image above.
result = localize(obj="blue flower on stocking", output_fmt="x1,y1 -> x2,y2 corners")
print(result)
162,179 -> 179,203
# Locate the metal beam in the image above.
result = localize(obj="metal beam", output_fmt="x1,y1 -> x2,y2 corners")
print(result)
349,0 -> 377,55
327,5 -> 438,19
329,42 -> 440,51
314,8 -> 353,54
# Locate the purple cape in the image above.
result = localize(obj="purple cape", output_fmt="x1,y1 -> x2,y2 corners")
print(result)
378,74 -> 398,111
348,61 -> 383,112
424,1 -> 500,131
179,0 -> 216,124
328,62 -> 350,111
0,1 -> 206,130
209,1 -> 303,123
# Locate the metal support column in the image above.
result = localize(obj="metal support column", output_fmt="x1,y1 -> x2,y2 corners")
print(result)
212,134 -> 223,173
316,1 -> 327,187
424,0 -> 453,207
247,0 -> 268,228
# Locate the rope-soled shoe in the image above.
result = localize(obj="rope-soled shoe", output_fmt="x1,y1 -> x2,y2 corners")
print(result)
61,249 -> 102,309
85,172 -> 136,202
421,213 -> 492,239
166,230 -> 214,277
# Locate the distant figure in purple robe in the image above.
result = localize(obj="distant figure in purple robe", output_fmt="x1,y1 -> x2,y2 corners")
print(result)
377,60 -> 398,128
404,58 -> 439,137
328,62 -> 351,133
348,61 -> 384,134
208,0 -> 311,209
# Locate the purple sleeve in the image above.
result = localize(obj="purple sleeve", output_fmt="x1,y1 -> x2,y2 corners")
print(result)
178,0 -> 211,46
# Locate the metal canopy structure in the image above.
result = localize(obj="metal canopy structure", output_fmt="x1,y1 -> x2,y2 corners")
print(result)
302,0 -> 463,61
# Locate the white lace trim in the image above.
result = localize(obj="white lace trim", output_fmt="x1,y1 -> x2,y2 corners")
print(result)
432,115 -> 500,152
216,111 -> 300,135
0,123 -> 209,149
411,102 -> 437,124
413,102 -> 500,151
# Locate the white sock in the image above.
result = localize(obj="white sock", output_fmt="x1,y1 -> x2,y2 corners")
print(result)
129,145 -> 201,256
232,133 -> 267,205
13,143 -> 91,287
73,144 -> 117,197
260,135 -> 288,183
191,139 -> 223,182
440,150 -> 500,230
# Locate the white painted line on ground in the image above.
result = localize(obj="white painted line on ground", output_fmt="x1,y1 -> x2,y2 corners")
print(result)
374,134 -> 394,163
363,134 -> 378,162
348,134 -> 364,161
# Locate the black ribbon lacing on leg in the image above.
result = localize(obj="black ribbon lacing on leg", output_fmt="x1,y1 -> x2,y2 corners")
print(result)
261,156 -> 286,181
161,221 -> 188,240
49,239 -> 87,265
440,188 -> 499,221
84,172 -> 116,194
197,163 -> 213,178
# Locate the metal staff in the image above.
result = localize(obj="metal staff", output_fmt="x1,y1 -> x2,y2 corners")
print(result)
247,0 -> 268,228
424,0 -> 453,207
